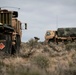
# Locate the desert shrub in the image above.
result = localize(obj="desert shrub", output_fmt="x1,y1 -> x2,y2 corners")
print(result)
27,39 -> 36,47
1,64 -> 37,75
66,54 -> 76,75
0,60 -> 5,74
63,68 -> 76,75
0,57 -> 48,75
72,53 -> 76,65
0,60 -> 5,67
66,43 -> 76,50
43,47 -> 49,52
5,64 -> 47,75
32,55 -> 49,69
27,38 -> 41,49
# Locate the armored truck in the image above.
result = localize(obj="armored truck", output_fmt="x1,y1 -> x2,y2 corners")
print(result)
45,28 -> 76,43
0,8 -> 27,54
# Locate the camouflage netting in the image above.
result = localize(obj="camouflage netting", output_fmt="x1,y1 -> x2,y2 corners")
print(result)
57,28 -> 76,37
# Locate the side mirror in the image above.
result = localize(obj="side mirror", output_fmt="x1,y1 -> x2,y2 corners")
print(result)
25,23 -> 27,29
13,11 -> 18,17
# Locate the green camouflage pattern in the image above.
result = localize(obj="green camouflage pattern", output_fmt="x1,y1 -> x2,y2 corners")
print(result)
57,28 -> 76,37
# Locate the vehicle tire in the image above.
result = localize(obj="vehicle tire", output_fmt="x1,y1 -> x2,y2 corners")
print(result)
11,35 -> 21,55
5,34 -> 12,54
15,35 -> 21,54
48,38 -> 56,44
12,44 -> 16,54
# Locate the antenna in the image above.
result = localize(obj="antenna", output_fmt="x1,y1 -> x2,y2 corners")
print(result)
56,15 -> 58,30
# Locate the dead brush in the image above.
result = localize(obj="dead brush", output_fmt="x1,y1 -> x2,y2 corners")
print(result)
31,54 -> 49,69
43,47 -> 50,52
27,38 -> 41,49
66,42 -> 76,50
0,57 -> 48,75
20,39 -> 42,58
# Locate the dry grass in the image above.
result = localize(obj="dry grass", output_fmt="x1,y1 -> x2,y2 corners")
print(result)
0,40 -> 76,75
66,42 -> 76,50
31,54 -> 49,69
0,57 -> 47,75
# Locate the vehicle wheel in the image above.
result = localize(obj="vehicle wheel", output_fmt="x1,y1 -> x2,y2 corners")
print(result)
11,44 -> 16,54
48,38 -> 56,44
11,35 -> 21,55
16,35 -> 21,54
5,34 -> 12,54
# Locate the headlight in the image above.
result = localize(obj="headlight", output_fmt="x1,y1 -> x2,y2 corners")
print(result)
46,32 -> 50,36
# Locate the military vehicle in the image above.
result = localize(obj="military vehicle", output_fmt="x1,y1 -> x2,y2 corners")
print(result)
45,28 -> 76,44
0,8 -> 27,54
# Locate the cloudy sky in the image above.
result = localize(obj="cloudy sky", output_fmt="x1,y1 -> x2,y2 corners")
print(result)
0,0 -> 76,42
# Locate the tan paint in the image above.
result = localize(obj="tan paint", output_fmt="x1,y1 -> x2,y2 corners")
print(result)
12,18 -> 22,42
45,30 -> 75,43
12,18 -> 17,30
45,30 -> 56,40
0,9 -> 24,52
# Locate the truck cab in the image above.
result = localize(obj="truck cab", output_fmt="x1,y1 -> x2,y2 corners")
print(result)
45,30 -> 56,43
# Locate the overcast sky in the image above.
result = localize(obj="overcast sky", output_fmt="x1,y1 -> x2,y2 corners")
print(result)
0,0 -> 76,42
